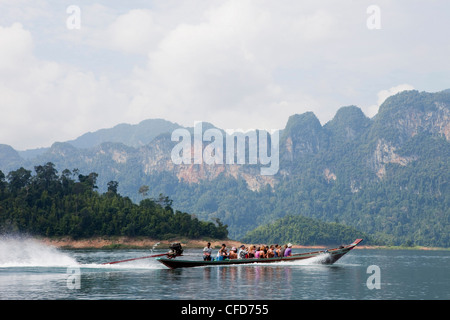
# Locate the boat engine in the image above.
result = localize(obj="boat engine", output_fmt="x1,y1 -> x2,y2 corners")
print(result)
167,242 -> 183,258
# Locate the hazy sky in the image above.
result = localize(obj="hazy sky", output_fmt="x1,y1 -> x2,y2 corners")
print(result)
1,0 -> 449,150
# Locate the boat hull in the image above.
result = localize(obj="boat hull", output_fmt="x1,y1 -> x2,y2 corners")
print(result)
157,239 -> 363,269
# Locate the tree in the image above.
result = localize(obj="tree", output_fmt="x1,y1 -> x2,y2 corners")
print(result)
60,169 -> 74,194
0,170 -> 6,195
138,185 -> 149,198
156,193 -> 173,209
33,162 -> 58,192
107,181 -> 119,195
78,172 -> 98,192
7,167 -> 32,193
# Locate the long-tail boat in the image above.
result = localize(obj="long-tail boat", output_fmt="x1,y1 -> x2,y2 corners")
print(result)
157,239 -> 363,269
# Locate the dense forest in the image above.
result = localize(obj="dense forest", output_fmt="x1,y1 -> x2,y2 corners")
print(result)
0,162 -> 228,240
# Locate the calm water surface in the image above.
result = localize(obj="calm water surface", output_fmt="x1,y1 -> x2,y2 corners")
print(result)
1,238 -> 449,300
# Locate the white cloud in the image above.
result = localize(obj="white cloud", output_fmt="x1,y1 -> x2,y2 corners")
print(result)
0,23 -> 127,150
0,23 -> 33,72
124,1 -> 339,131
103,9 -> 162,55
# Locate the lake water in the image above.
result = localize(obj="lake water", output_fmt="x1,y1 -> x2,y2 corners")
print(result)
1,237 -> 449,301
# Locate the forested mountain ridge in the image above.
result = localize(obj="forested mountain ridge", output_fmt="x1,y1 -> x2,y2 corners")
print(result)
15,118 -> 181,160
1,89 -> 449,246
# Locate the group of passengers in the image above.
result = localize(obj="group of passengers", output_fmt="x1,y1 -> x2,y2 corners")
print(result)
202,242 -> 293,261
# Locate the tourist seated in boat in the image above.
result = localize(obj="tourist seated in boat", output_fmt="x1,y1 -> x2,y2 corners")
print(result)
229,247 -> 238,259
254,246 -> 260,258
247,245 -> 255,258
238,245 -> 247,259
258,246 -> 266,259
280,244 -> 287,257
216,243 -> 228,260
203,242 -> 212,261
284,243 -> 293,257
275,244 -> 281,257
267,245 -> 275,258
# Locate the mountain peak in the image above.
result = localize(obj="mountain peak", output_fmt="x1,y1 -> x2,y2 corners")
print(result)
329,105 -> 368,123
372,89 -> 450,143
324,105 -> 371,142
377,89 -> 450,116
48,142 -> 78,157
283,112 -> 322,136
0,144 -> 23,169
281,111 -> 328,160
68,118 -> 181,149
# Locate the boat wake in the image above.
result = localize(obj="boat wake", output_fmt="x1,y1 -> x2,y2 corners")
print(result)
0,235 -> 164,270
78,260 -> 163,270
0,235 -> 77,267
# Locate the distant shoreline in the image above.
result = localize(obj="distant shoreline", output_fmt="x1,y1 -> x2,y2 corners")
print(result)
36,236 -> 449,251
38,236 -> 242,250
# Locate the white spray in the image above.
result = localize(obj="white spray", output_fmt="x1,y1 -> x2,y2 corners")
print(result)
0,235 -> 77,267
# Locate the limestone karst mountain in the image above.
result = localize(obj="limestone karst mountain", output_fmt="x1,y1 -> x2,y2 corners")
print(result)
1,89 -> 449,246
